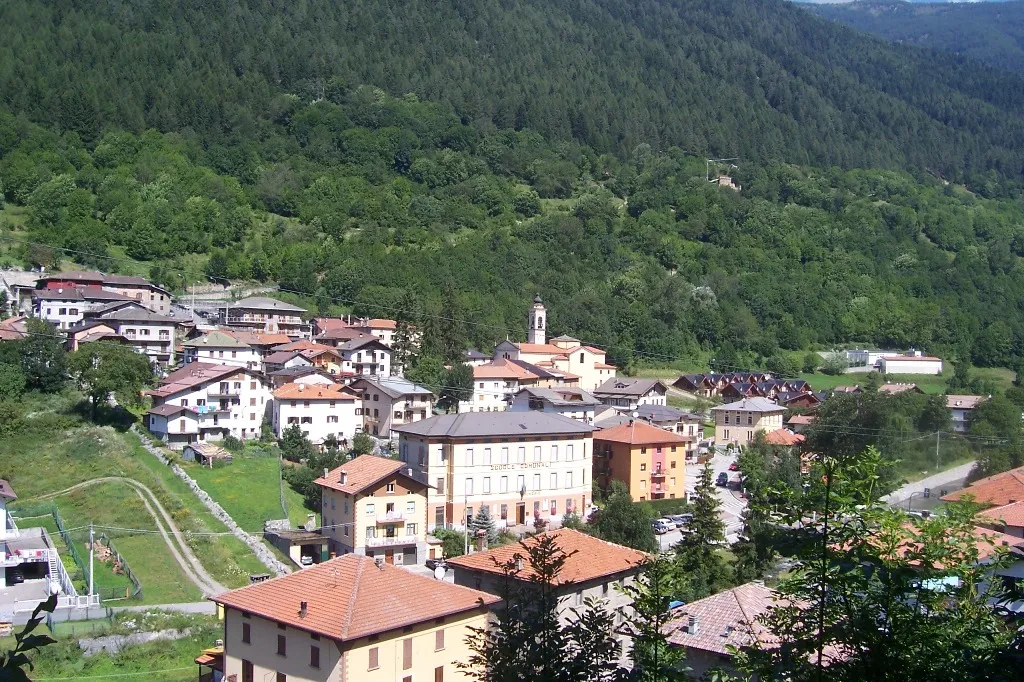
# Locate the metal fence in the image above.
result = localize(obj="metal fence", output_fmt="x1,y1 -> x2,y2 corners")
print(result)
52,506 -> 90,588
98,533 -> 143,600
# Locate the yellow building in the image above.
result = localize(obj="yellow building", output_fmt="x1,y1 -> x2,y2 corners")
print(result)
213,554 -> 498,682
593,420 -> 691,501
710,397 -> 785,446
315,455 -> 430,565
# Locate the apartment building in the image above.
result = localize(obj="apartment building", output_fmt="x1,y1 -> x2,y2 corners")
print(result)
213,555 -> 497,682
336,336 -> 392,376
35,270 -> 171,314
272,382 -> 362,445
32,288 -> 133,330
593,420 -> 691,501
448,528 -> 647,668
458,363 -> 523,413
351,377 -> 435,438
395,412 -> 595,531
75,303 -> 178,366
710,397 -> 785,446
182,330 -> 263,370
146,363 -> 272,448
508,386 -> 600,424
315,455 -> 430,565
592,378 -> 668,410
224,297 -> 309,338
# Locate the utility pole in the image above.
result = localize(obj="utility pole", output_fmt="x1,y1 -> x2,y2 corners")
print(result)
935,430 -> 941,472
88,523 -> 94,598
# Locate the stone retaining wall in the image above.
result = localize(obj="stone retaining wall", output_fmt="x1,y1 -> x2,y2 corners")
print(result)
131,426 -> 290,576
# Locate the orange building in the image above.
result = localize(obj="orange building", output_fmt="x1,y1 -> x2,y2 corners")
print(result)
593,420 -> 691,501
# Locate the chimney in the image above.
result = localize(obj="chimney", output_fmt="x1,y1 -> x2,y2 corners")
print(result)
299,601 -> 308,618
476,530 -> 488,553
688,615 -> 698,636
323,467 -> 329,479
515,556 -> 524,572
340,470 -> 348,484
375,556 -> 385,569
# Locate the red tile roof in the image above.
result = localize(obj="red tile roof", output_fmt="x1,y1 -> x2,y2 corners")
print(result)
763,429 -> 805,446
878,383 -> 921,395
273,383 -> 358,401
446,529 -> 648,584
665,582 -> 775,655
515,343 -> 570,355
0,479 -> 17,500
213,554 -> 498,641
941,465 -> 1024,507
594,420 -> 691,445
787,414 -> 816,425
148,363 -> 249,398
315,455 -> 424,495
366,318 -> 397,330
946,395 -> 986,410
474,363 -> 530,379
980,500 -> 1024,528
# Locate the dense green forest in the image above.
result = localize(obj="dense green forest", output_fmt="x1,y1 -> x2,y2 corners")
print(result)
4,86 -> 1024,371
4,0 -> 1024,183
3,0 -> 1024,371
806,1 -> 1024,75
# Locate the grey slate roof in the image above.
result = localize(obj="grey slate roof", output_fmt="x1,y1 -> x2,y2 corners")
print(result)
514,386 -> 600,407
182,330 -> 252,349
394,411 -> 595,438
635,404 -> 702,422
354,376 -> 434,399
593,377 -> 667,397
711,397 -> 784,413
229,297 -> 306,313
464,349 -> 490,360
93,307 -> 177,323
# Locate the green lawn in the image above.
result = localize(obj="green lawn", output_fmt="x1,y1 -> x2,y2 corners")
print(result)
184,446 -> 315,533
4,390 -> 268,602
7,614 -> 222,682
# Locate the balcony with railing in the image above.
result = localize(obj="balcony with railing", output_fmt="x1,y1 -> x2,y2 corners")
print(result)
375,512 -> 405,525
206,387 -> 241,398
365,533 -> 417,548
650,468 -> 666,479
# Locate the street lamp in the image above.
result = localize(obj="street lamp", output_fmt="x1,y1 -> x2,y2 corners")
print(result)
906,491 -> 923,512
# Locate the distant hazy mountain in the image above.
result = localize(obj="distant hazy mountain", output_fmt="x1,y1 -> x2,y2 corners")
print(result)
805,1 -> 1024,73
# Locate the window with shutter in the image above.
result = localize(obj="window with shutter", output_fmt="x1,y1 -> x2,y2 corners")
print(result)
403,637 -> 413,669
368,647 -> 379,670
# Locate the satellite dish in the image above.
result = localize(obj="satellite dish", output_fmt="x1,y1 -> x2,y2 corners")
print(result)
433,566 -> 447,581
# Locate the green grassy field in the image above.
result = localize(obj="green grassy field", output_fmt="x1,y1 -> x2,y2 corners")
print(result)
800,365 -> 1015,395
2,613 -> 222,682
4,390 -> 268,603
184,446 -> 315,533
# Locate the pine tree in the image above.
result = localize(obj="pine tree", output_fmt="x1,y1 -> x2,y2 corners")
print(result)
673,462 -> 730,601
620,555 -> 688,682
470,505 -> 499,546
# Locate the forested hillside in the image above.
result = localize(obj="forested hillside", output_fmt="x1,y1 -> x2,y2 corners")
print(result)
4,86 -> 1024,372
3,0 -> 1024,372
4,0 -> 1024,183
806,2 -> 1024,75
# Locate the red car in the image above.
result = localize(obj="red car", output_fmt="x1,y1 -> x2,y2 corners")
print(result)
728,462 -> 739,471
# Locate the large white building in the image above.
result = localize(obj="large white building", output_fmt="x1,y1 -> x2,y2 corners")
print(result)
336,335 -> 392,376
351,376 -> 435,438
508,386 -> 600,424
879,352 -> 944,375
32,288 -> 133,330
182,330 -> 264,371
145,363 -> 273,448
271,382 -> 363,445
592,378 -> 668,410
70,302 -> 178,366
395,412 -> 595,531
492,295 -> 617,391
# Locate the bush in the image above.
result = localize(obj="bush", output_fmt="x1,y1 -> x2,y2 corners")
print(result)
221,434 -> 244,453
432,529 -> 467,558
646,497 -> 693,517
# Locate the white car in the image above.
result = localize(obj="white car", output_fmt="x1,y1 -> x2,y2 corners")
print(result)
652,518 -> 676,534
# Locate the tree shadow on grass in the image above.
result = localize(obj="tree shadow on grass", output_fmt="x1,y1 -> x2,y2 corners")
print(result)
71,400 -> 139,432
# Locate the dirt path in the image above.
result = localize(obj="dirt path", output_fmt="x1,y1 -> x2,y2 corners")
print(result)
34,477 -> 226,596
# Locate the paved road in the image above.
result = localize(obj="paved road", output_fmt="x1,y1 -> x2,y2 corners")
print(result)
655,448 -> 746,551
882,460 -> 976,506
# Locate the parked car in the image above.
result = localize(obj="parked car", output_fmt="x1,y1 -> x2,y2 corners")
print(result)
426,558 -> 447,571
299,555 -> 314,566
652,519 -> 676,534
728,462 -> 740,471
716,472 -> 729,487
7,569 -> 24,584
669,513 -> 694,526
